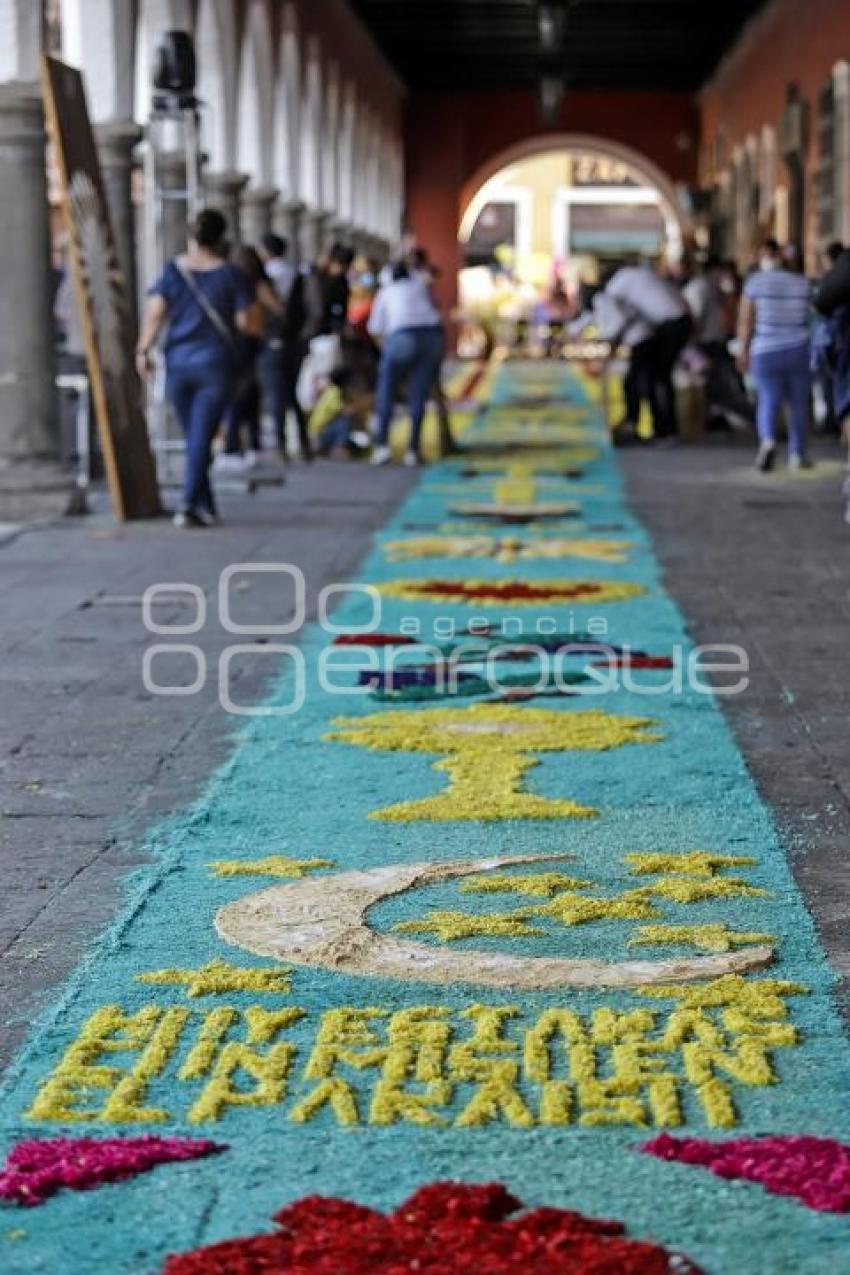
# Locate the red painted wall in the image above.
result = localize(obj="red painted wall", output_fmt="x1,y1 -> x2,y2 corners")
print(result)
405,90 -> 700,311
701,0 -> 850,146
700,0 -> 850,260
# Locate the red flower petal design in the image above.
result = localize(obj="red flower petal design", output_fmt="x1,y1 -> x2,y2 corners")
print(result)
333,633 -> 417,646
163,1181 -> 703,1274
592,655 -> 674,669
400,581 -> 605,602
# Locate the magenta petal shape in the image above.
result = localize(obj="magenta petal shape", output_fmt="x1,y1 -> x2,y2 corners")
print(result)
641,1133 -> 850,1213
0,1135 -> 226,1206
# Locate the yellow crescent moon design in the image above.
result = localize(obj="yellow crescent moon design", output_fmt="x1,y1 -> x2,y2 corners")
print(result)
215,853 -> 774,990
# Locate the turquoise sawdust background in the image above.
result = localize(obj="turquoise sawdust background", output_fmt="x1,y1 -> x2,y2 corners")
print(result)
1,365 -> 849,1273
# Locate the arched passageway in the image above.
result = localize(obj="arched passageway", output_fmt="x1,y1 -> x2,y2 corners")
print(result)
404,90 -> 699,316
454,136 -> 689,353
460,134 -> 686,255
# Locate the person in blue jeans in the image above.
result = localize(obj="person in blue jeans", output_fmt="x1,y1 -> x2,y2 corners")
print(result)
221,245 -> 284,467
737,239 -> 813,472
136,209 -> 256,526
367,263 -> 445,466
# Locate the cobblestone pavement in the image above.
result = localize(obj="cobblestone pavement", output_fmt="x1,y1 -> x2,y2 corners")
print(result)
621,435 -> 850,1017
1,432 -> 849,1074
0,460 -> 415,1068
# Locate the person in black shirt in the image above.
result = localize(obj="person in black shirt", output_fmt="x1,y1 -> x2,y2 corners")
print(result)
302,242 -> 354,339
280,243 -> 355,459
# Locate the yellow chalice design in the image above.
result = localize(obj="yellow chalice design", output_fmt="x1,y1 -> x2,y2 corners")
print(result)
327,703 -> 660,822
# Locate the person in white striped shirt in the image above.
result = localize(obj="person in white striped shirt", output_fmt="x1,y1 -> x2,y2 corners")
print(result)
737,239 -> 812,471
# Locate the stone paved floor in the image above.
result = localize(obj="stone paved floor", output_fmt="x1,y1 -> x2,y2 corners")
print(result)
0,460 -> 415,1068
620,432 -> 850,1018
1,428 -> 849,1073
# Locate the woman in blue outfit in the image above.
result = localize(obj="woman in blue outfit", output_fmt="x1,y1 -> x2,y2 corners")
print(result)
737,239 -> 812,472
367,262 -> 445,466
136,209 -> 256,526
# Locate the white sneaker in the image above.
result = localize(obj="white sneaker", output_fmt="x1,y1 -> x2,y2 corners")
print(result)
243,449 -> 259,470
788,453 -> 812,472
172,509 -> 206,529
370,445 -> 392,466
403,450 -> 421,468
756,441 -> 776,472
215,453 -> 248,473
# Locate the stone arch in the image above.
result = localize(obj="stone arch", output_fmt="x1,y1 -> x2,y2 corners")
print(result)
322,60 -> 340,219
237,0 -> 275,187
731,139 -> 759,264
378,125 -> 401,242
337,80 -> 357,224
273,3 -> 301,203
459,132 -> 689,257
390,132 -> 405,241
351,99 -> 369,232
299,35 -> 323,211
363,108 -> 381,235
0,0 -> 41,79
62,0 -> 136,123
195,0 -> 240,172
759,123 -> 777,223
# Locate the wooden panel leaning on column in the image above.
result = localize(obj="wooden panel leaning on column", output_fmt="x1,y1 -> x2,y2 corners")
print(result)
41,55 -> 160,520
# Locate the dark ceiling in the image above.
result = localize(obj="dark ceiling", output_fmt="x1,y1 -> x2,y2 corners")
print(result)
350,0 -> 768,93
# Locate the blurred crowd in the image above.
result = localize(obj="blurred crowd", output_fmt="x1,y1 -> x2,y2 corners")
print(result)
564,239 -> 850,518
130,209 -> 453,527
56,204 -> 850,529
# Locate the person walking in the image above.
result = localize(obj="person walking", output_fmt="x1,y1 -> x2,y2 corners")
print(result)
136,209 -> 256,527
280,243 -> 355,458
257,233 -> 297,459
812,240 -> 846,437
219,245 -> 283,469
814,242 -> 850,520
605,258 -> 691,441
259,232 -> 297,304
368,262 -> 445,466
406,247 -> 458,455
684,254 -> 753,432
302,242 -> 355,340
737,238 -> 813,471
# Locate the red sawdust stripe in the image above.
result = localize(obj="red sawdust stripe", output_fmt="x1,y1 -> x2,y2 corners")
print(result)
453,359 -> 489,402
401,581 -> 605,602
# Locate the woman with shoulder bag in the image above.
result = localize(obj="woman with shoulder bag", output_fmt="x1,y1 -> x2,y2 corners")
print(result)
135,209 -> 256,527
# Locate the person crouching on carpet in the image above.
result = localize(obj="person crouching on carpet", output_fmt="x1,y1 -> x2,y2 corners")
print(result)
309,367 -> 372,458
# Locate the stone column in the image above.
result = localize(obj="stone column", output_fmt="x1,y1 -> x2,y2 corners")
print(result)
156,150 -> 191,266
272,200 -> 304,263
327,218 -> 353,250
372,236 -> 391,264
0,83 -> 64,496
203,170 -> 249,245
94,120 -> 143,324
300,209 -> 330,263
834,62 -> 850,245
240,186 -> 278,246
353,231 -> 371,260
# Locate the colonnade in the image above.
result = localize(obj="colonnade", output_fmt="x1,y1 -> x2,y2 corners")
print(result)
0,0 -> 405,474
